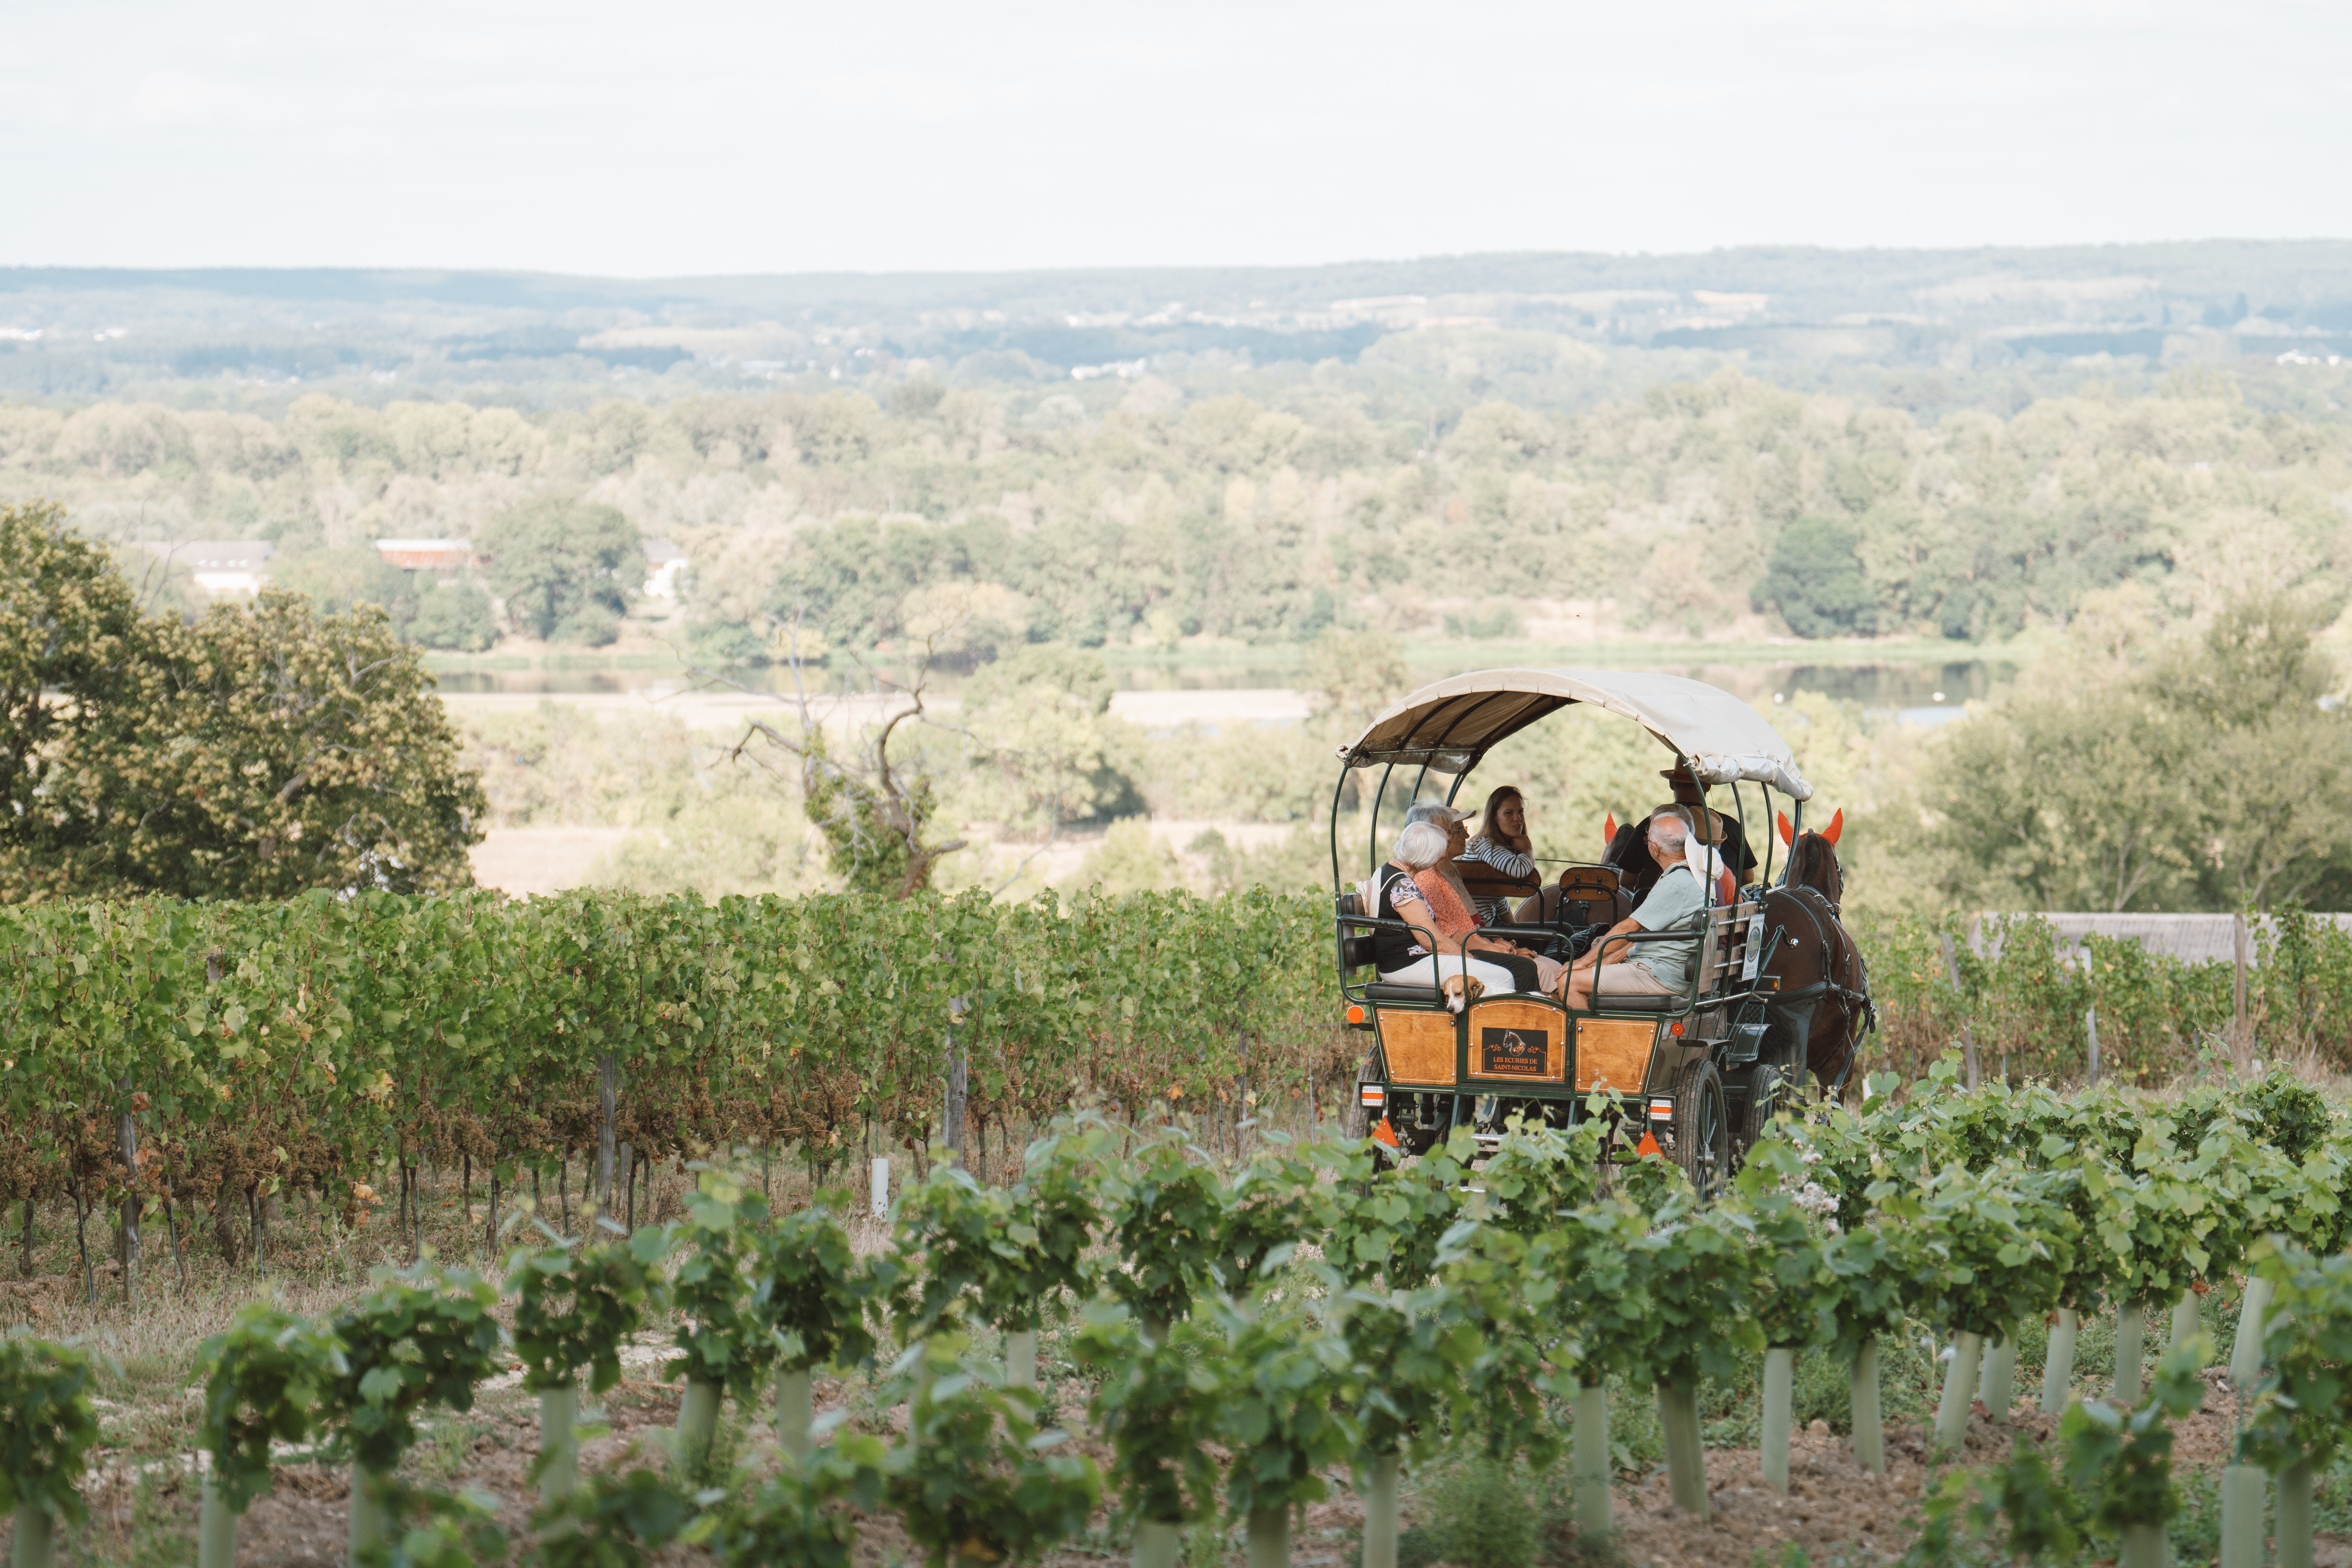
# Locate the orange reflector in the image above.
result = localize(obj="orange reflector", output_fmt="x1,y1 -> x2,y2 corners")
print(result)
1345,1004 -> 1366,1025
1648,1098 -> 1674,1120
1372,1117 -> 1399,1147
1669,1021 -> 1684,1037
1360,1085 -> 1385,1106
1635,1129 -> 1663,1158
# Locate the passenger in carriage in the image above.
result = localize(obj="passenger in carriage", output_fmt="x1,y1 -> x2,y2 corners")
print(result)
1655,766 -> 1758,887
1457,785 -> 1540,921
1372,823 -> 1557,997
1403,801 -> 1488,920
1561,810 -> 1704,1009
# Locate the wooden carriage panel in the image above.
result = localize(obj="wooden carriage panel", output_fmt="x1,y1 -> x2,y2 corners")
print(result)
1376,1009 -> 1458,1084
1576,1018 -> 1657,1093
1465,999 -> 1568,1082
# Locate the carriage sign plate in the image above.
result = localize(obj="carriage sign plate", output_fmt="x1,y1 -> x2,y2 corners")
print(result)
1480,1027 -> 1548,1076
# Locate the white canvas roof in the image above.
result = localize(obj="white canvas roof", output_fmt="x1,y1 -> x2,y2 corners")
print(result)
1337,667 -> 1814,800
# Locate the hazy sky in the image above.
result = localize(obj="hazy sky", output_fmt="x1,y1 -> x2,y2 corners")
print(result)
3,0 -> 2346,275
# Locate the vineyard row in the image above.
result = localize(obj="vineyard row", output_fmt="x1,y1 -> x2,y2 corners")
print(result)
6,886 -> 2351,1283
3,1068 -> 2350,1568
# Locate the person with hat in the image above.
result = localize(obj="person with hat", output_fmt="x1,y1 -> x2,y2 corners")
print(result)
1654,765 -> 1756,887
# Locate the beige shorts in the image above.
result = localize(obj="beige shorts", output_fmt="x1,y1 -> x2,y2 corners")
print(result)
1590,962 -> 1674,996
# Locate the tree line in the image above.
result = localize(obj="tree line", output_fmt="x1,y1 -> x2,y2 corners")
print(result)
3,370 -> 2344,655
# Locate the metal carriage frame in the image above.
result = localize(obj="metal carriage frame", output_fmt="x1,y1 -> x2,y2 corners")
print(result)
1327,668 -> 1818,1190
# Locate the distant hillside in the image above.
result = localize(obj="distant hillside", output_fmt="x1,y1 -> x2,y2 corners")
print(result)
2,242 -> 2348,421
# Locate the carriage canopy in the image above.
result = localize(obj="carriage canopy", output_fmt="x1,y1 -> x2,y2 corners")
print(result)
1335,667 -> 1814,801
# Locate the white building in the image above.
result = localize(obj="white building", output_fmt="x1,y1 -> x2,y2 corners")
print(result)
643,538 -> 688,598
145,541 -> 274,595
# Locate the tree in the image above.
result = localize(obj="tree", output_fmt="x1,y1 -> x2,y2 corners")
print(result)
2154,593 -> 2352,908
272,547 -> 420,628
407,580 -> 501,653
4,555 -> 486,900
1914,590 -> 2352,911
476,498 -> 640,644
1758,516 -> 1878,638
957,644 -> 1142,837
718,623 -> 968,900
0,503 -> 147,899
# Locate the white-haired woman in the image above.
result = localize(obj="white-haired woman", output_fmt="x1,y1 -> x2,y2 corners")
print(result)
1372,821 -> 1542,995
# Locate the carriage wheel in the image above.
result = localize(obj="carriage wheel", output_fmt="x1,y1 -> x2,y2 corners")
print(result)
1736,1063 -> 1790,1170
1671,1059 -> 1731,1198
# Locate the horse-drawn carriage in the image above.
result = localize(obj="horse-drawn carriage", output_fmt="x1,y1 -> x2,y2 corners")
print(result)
1332,669 -> 1872,1191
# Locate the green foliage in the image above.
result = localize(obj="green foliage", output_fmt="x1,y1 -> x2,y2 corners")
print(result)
889,1344 -> 1102,1568
747,1202 -> 878,1375
1215,1139 -> 1328,1294
405,579 -> 499,652
0,525 -> 485,900
992,1120 -> 1110,1328
1473,1115 -> 1608,1237
327,1261 -> 506,1475
2061,1340 -> 2210,1535
1320,1131 -> 1470,1288
666,1168 -> 772,1397
1614,1186 -> 1770,1389
1098,1131 -> 1227,1329
0,500 -> 146,899
1903,1341 -> 2209,1566
1915,589 -> 2352,911
361,1478 -> 509,1568
198,1305 -> 348,1513
0,1332 -> 100,1526
710,1437 -> 887,1568
507,1225 -> 672,1395
1072,1305 -> 1223,1528
1416,1458 -> 1541,1568
1873,1162 -> 2074,1340
476,497 -> 640,643
2240,1069 -> 2332,1162
542,1468 -> 723,1568
2245,1240 -> 2352,1472
1759,516 -> 1876,638
1210,1298 -> 1358,1519
1732,1137 -> 1845,1352
1402,1219 -> 1568,1467
798,723 -> 948,898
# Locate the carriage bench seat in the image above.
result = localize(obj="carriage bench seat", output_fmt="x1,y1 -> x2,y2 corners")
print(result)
1585,992 -> 1681,1013
1363,983 -> 1446,1003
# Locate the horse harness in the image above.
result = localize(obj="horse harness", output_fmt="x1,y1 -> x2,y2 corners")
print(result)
1762,882 -> 1877,1091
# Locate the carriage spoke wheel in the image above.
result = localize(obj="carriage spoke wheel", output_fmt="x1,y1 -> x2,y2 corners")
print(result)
1736,1063 -> 1790,1171
1671,1059 -> 1731,1199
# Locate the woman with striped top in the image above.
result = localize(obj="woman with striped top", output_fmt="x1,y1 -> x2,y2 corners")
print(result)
1459,785 -> 1539,920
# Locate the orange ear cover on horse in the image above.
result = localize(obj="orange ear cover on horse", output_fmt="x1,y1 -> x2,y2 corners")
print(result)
1603,813 -> 1617,846
1776,811 -> 1793,845
1823,808 -> 1844,845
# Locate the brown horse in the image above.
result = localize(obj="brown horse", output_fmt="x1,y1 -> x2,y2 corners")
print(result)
1758,809 -> 1874,1095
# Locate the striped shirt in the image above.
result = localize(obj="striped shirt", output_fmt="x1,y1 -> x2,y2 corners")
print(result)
1459,837 -> 1537,920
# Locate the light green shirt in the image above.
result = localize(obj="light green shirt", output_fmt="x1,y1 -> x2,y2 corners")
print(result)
1628,864 -> 1704,991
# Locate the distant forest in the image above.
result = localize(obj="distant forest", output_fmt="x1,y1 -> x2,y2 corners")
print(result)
2,367 -> 2344,656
